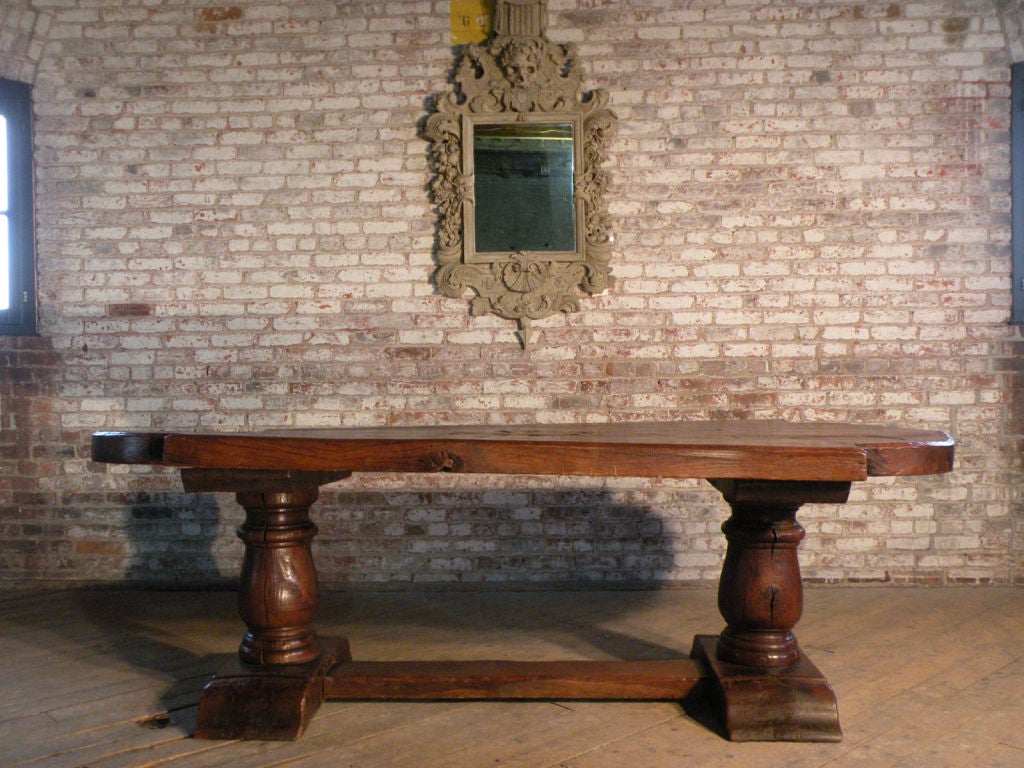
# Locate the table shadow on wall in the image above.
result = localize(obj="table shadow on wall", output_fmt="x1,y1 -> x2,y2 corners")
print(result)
121,492 -> 229,588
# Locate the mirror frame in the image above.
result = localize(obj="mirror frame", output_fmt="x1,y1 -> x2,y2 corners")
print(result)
424,0 -> 617,346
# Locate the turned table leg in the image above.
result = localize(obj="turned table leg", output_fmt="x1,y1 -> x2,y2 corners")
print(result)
692,479 -> 851,742
715,487 -> 806,668
235,487 -> 322,665
180,469 -> 351,741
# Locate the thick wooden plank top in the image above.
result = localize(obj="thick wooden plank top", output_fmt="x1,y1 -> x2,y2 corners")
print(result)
91,421 -> 954,483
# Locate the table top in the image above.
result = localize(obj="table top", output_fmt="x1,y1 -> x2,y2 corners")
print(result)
91,421 -> 954,483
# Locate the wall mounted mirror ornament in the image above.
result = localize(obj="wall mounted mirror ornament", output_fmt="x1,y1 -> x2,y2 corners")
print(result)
425,0 -> 617,347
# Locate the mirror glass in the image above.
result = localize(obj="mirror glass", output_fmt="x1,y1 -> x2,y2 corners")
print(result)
473,122 -> 575,254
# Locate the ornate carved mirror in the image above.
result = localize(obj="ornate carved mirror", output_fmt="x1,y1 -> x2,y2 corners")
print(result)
425,0 -> 617,347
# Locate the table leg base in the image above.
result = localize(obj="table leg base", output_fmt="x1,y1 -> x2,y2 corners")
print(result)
193,635 -> 840,743
690,635 -> 842,743
194,637 -> 351,741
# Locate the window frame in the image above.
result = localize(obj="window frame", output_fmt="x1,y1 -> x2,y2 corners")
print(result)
0,77 -> 35,336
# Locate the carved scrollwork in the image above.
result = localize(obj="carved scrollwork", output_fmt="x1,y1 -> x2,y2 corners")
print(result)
424,0 -> 617,347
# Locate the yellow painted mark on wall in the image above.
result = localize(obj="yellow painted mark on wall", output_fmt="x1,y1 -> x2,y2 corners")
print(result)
450,0 -> 494,44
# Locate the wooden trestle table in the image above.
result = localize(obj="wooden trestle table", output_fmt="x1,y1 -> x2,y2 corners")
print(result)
91,421 -> 954,743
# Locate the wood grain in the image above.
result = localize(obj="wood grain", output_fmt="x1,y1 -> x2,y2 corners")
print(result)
91,421 -> 954,481
323,659 -> 704,700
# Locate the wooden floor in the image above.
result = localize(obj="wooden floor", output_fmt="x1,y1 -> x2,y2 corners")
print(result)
1,586 -> 1022,767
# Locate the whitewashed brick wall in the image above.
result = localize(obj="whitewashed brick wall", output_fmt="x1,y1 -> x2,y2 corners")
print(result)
1,0 -> 1022,587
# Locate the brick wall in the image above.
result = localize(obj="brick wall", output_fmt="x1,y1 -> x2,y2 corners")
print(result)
1,0 -> 1022,587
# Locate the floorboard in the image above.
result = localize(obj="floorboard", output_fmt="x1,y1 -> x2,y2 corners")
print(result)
0,587 -> 1021,767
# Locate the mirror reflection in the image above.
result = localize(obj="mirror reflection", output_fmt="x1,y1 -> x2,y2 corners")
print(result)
473,122 -> 575,254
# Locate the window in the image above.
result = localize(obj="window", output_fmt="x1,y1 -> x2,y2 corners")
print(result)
1013,63 -> 1024,323
0,78 -> 35,335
